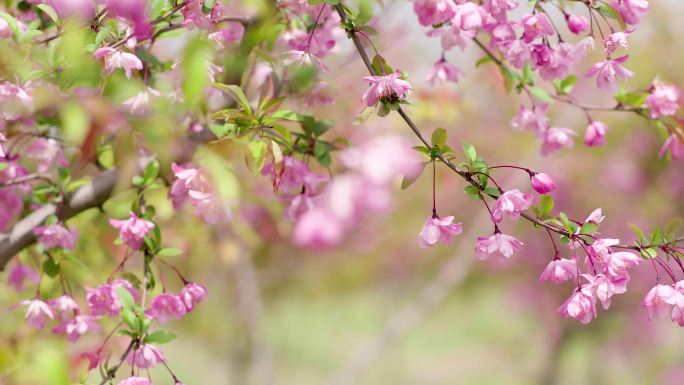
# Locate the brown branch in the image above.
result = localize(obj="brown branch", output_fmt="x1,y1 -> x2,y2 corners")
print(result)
0,169 -> 117,271
98,339 -> 135,385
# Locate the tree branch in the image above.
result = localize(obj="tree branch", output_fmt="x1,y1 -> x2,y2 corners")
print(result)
0,169 -> 117,270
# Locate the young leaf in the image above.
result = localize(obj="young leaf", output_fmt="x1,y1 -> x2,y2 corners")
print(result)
401,162 -> 426,190
431,128 -> 447,147
539,195 -> 554,218
143,330 -> 177,344
212,83 -> 252,116
462,142 -> 477,163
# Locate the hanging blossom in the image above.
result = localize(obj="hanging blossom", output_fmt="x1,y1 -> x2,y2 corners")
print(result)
93,47 -> 144,79
539,258 -> 577,284
109,212 -> 155,250
25,138 -> 68,172
180,282 -> 208,312
586,55 -> 634,92
659,134 -> 684,160
418,215 -> 463,248
33,223 -> 79,250
584,121 -> 607,147
17,299 -> 55,329
426,58 -> 463,85
126,344 -> 165,369
169,163 -> 232,224
145,293 -> 186,323
645,81 -> 680,119
7,263 -> 39,292
118,377 -> 152,385
52,315 -> 101,342
361,71 -> 412,107
475,233 -> 524,261
558,290 -> 596,324
292,136 -> 420,249
491,189 -> 533,223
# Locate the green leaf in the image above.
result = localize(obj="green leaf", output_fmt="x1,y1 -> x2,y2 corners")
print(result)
115,287 -> 136,311
557,75 -> 577,95
539,195 -> 554,218
271,110 -> 304,121
371,55 -> 392,76
579,222 -> 598,235
212,83 -> 252,115
651,226 -> 662,244
356,0 -> 373,26
0,12 -> 19,39
42,259 -> 60,278
639,247 -> 657,260
158,248 -> 182,256
143,330 -> 177,344
483,187 -> 500,198
475,56 -> 493,68
246,141 -> 268,175
142,160 -> 160,187
664,218 -> 683,241
36,4 -> 59,23
628,223 -> 646,244
431,128 -> 447,147
464,185 -> 481,201
313,141 -> 331,167
528,86 -> 553,103
181,38 -> 213,106
121,308 -> 139,331
462,142 -> 477,164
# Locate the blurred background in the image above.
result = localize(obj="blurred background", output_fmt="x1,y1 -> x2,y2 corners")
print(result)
1,1 -> 684,384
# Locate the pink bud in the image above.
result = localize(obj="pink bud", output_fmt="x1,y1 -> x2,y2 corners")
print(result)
530,173 -> 557,194
584,121 -> 607,147
567,15 -> 589,34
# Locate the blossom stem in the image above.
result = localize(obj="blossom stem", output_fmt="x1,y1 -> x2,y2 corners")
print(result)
432,161 -> 437,218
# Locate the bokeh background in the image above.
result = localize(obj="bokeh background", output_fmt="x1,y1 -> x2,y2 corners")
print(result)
1,1 -> 684,384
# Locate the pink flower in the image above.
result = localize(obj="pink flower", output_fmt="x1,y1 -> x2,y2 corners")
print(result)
18,299 -> 55,329
109,213 -> 155,250
585,208 -> 605,224
293,207 -> 346,249
0,188 -> 23,230
584,121 -> 607,147
34,223 -> 79,250
604,251 -> 640,277
126,344 -> 165,369
475,233 -> 523,261
586,55 -> 634,91
145,293 -> 186,323
52,315 -> 100,342
187,190 -> 232,224
566,15 -> 589,34
581,273 -> 626,309
541,127 -> 577,156
262,156 -> 327,194
94,47 -> 143,79
558,290 -> 596,324
81,350 -> 101,370
412,0 -> 456,26
539,258 -> 577,284
453,2 -> 488,32
659,134 -> 684,160
604,31 -> 629,55
426,59 -> 462,85
511,103 -> 548,135
643,284 -> 684,319
645,82 -> 680,118
611,0 -> 648,25
521,13 -> 555,43
208,22 -> 245,48
283,50 -> 329,72
182,0 -> 224,30
491,189 -> 533,223
180,282 -> 207,312
26,138 -> 68,172
7,263 -> 39,292
44,0 -> 96,20
118,377 -> 152,385
418,215 -> 463,248
530,173 -> 556,194
105,0 -> 150,38
48,295 -> 79,320
86,284 -> 121,317
169,163 -> 205,209
112,278 -> 141,302
361,71 -> 411,107
122,89 -> 159,115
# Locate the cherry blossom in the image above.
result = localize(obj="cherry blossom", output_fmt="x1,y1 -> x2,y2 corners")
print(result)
418,215 -> 463,248
539,258 -> 577,284
361,71 -> 411,107
109,213 -> 155,250
475,233 -> 523,261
